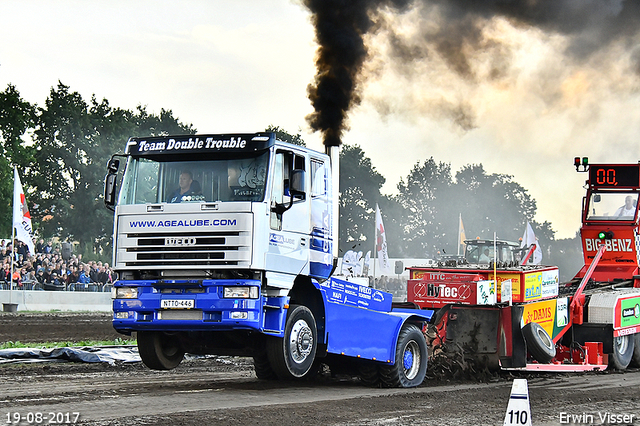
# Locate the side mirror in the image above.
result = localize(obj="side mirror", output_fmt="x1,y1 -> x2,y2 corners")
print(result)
104,158 -> 120,211
104,174 -> 117,210
272,169 -> 306,216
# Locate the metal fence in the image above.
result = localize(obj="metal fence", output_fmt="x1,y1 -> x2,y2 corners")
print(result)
0,281 -> 113,292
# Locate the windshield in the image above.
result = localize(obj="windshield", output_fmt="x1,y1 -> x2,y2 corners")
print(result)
118,152 -> 269,205
465,243 -> 516,264
586,192 -> 638,221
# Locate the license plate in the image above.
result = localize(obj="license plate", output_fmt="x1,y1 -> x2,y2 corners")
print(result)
161,299 -> 195,309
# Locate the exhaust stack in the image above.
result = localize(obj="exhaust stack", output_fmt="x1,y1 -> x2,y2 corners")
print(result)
326,144 -> 340,262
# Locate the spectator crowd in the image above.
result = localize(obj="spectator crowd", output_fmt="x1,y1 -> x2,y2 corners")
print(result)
370,275 -> 408,301
1,238 -> 113,291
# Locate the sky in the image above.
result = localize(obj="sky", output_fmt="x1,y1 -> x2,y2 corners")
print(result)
2,0 -> 640,239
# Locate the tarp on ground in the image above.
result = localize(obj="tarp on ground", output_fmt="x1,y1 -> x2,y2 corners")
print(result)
0,346 -> 140,365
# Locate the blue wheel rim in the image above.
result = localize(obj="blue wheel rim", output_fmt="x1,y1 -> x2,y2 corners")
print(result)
403,349 -> 414,370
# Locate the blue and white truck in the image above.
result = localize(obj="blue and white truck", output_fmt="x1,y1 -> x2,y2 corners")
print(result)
104,132 -> 432,387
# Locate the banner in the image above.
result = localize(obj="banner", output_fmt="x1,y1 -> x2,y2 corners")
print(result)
375,204 -> 391,274
520,221 -> 542,265
13,168 -> 35,255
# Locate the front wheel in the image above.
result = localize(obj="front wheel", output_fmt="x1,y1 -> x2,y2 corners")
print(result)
609,334 -> 634,370
267,305 -> 317,379
380,324 -> 428,388
137,331 -> 185,370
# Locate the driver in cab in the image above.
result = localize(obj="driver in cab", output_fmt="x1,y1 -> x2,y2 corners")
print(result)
167,171 -> 200,203
614,195 -> 636,217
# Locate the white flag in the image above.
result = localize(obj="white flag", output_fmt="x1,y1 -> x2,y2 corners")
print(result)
375,204 -> 391,273
520,221 -> 542,265
458,213 -> 467,256
13,168 -> 35,255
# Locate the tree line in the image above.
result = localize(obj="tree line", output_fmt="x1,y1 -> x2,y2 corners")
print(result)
0,82 -> 582,278
340,144 -> 550,256
0,82 -> 194,258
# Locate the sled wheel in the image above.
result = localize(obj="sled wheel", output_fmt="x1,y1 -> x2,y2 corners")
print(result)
380,324 -> 428,388
253,351 -> 278,380
358,361 -> 380,387
137,331 -> 185,370
609,333 -> 634,370
630,333 -> 640,368
522,322 -> 556,364
267,305 -> 317,379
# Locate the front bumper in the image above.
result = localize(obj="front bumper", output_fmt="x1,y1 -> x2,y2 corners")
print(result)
112,279 -> 287,335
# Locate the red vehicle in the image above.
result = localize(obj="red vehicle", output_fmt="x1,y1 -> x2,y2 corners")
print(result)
407,158 -> 640,372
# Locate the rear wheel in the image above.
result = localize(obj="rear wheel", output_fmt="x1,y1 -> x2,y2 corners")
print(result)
267,305 -> 317,379
137,331 -> 185,370
609,334 -> 634,370
522,322 -> 556,364
380,324 -> 427,388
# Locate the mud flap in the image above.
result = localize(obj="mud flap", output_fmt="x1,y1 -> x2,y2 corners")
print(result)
499,305 -> 527,368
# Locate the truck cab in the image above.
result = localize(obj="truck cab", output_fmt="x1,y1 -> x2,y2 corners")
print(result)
104,133 -> 335,373
573,159 -> 640,283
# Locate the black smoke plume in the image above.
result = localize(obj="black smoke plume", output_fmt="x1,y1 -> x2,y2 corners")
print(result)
304,0 -> 640,143
304,0 -> 411,148
387,0 -> 640,80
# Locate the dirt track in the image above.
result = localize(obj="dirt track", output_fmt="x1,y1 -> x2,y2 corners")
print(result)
0,312 -> 122,344
1,312 -> 640,426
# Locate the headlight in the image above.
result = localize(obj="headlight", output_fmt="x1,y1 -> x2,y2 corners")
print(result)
115,287 -> 138,299
223,286 -> 259,299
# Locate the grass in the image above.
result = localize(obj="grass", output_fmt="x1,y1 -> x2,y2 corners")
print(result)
0,338 -> 136,350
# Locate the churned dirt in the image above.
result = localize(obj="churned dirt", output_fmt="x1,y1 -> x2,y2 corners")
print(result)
1,312 -> 639,426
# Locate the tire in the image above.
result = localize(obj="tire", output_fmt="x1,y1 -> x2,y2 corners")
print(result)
253,351 -> 278,380
380,324 -> 428,388
609,334 -> 634,370
267,305 -> 317,379
358,361 -> 380,387
630,333 -> 640,368
522,322 -> 556,364
137,331 -> 185,370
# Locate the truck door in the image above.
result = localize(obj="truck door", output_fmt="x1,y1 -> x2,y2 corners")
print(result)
266,150 -> 310,276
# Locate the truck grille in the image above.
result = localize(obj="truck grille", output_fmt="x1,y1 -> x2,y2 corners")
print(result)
119,231 -> 251,268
